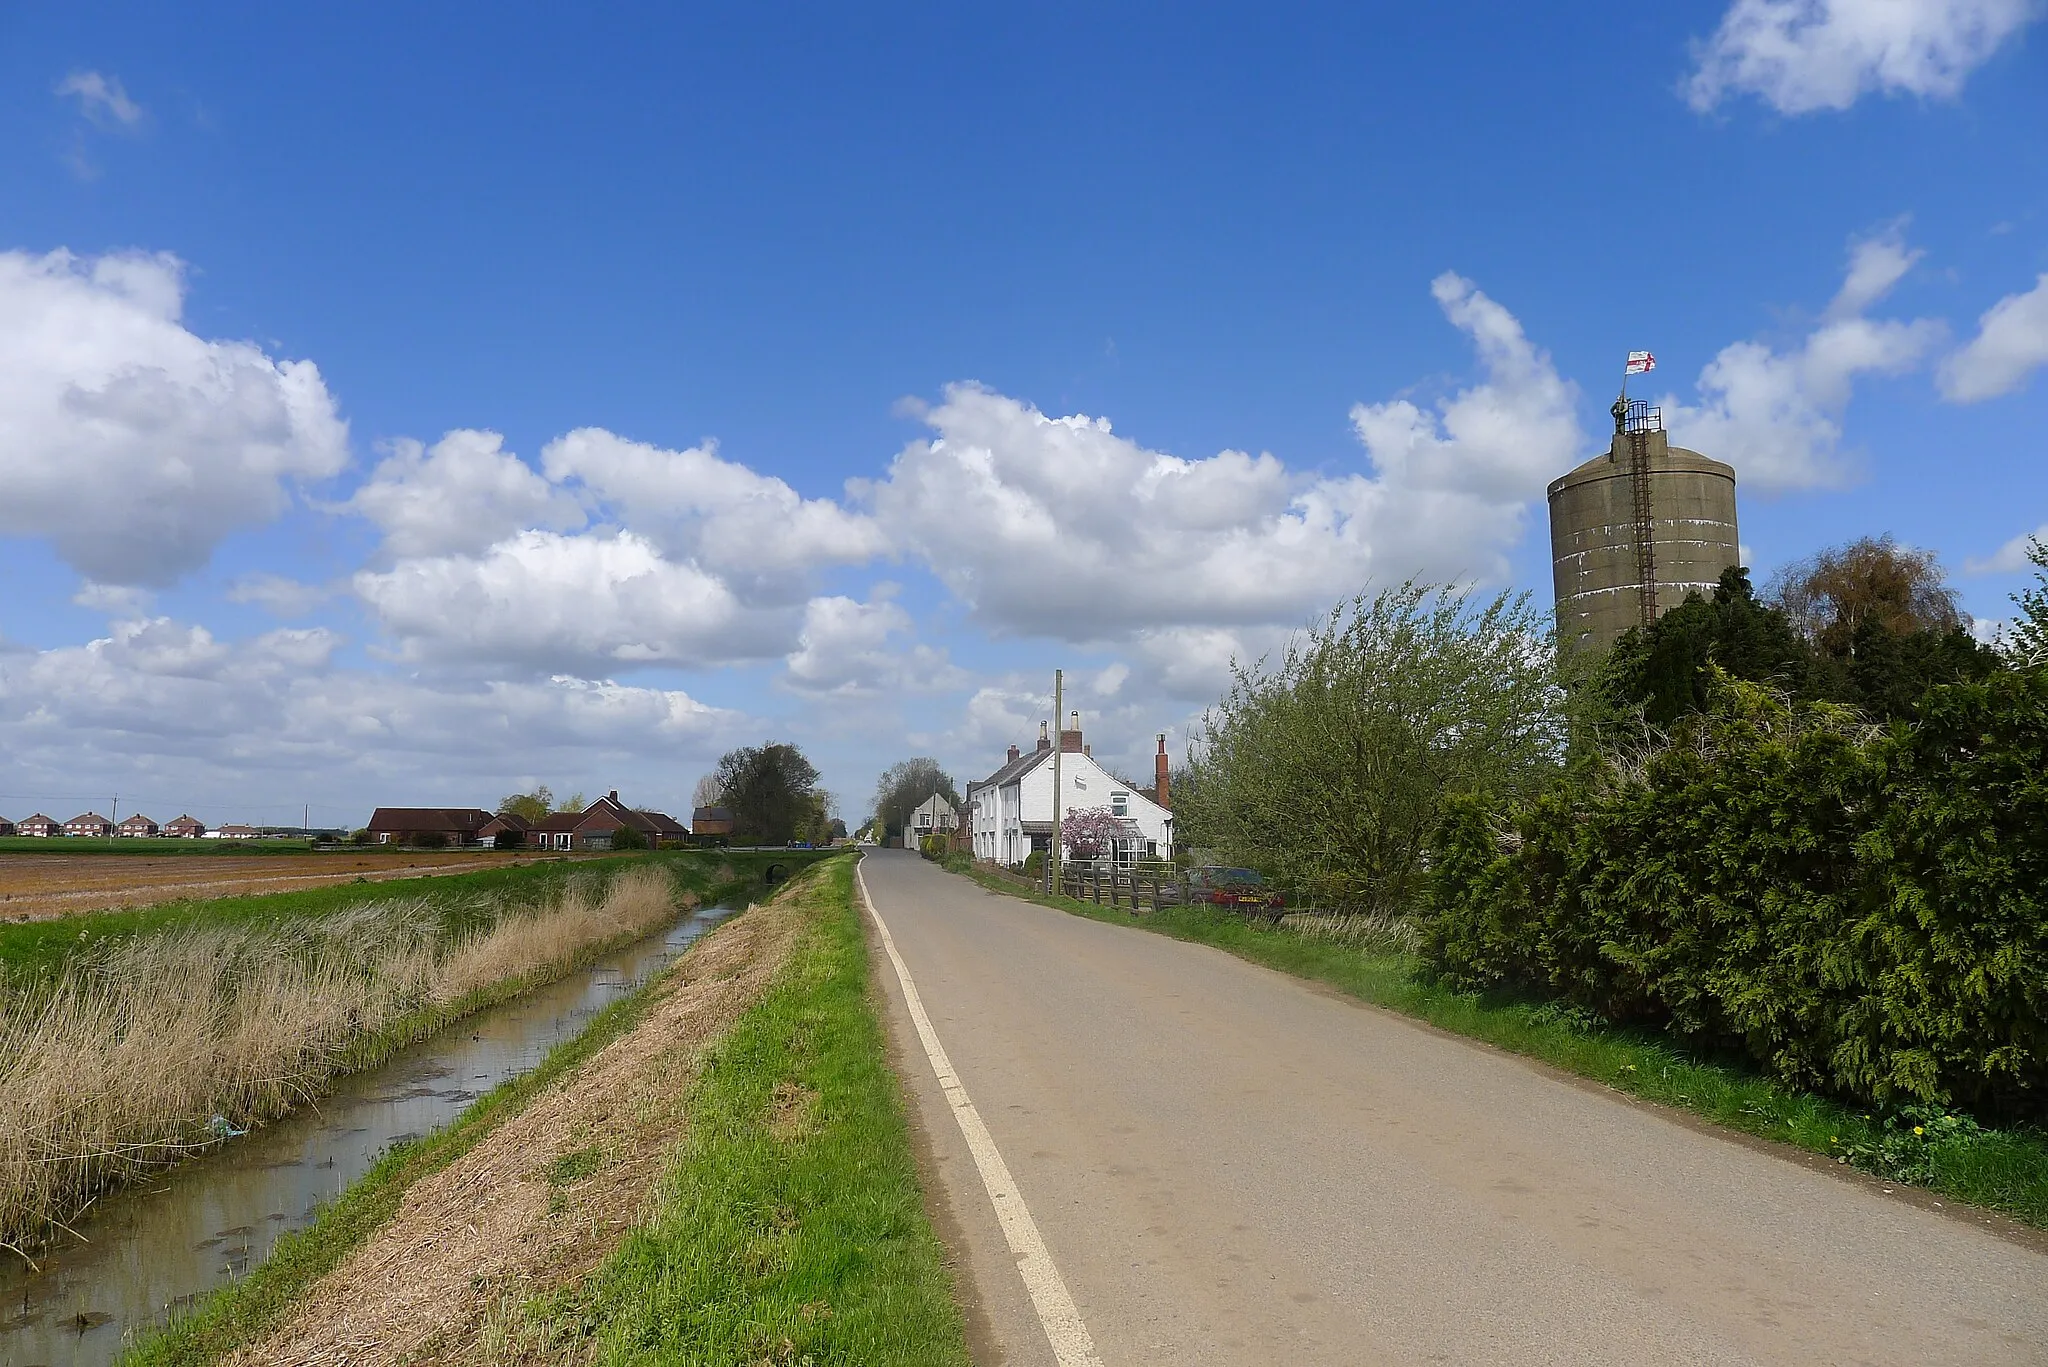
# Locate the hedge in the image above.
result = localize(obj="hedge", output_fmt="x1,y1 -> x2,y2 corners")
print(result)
1424,669 -> 2048,1123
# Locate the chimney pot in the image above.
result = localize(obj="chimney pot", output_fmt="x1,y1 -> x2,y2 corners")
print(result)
608,789 -> 619,803
1007,744 -> 1020,762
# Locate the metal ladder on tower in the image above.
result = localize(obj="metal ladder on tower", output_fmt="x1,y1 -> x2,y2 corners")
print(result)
1622,398 -> 1662,628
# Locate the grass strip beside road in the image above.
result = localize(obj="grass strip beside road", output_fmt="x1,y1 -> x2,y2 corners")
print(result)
950,860 -> 2048,1233
541,855 -> 972,1365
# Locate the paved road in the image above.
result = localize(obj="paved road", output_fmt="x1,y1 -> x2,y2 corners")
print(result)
859,851 -> 2048,1366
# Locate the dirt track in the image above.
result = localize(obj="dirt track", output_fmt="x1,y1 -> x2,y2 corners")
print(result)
0,853 -> 588,920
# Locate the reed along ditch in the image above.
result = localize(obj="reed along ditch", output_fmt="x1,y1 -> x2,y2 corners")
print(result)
0,898 -> 744,1367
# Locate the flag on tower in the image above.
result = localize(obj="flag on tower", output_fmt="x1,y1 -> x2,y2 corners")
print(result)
1625,350 -> 1656,375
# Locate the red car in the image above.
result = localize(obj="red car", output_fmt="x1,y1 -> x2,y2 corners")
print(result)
1178,866 -> 1285,917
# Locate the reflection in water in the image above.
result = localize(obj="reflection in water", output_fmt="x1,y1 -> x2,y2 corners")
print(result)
0,903 -> 737,1367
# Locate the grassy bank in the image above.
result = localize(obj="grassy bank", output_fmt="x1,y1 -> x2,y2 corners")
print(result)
0,849 -> 812,978
123,854 -> 969,1367
2,854 -> 807,1254
510,855 -> 970,1364
953,860 -> 2048,1232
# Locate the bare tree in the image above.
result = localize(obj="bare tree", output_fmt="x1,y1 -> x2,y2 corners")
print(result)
691,772 -> 725,810
1768,535 -> 1964,655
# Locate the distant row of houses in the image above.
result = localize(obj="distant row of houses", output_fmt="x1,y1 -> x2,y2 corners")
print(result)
367,791 -> 694,851
0,813 -> 263,839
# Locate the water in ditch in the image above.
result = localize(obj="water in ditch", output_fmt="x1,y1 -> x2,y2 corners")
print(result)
0,901 -> 741,1367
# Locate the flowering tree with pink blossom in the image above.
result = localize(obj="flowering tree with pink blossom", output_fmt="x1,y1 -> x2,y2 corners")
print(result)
1060,806 -> 1125,861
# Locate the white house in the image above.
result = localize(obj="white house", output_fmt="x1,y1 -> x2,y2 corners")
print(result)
969,713 -> 1173,869
907,792 -> 958,840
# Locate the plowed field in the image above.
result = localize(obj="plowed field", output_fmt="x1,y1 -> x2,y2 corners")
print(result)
0,853 -> 580,920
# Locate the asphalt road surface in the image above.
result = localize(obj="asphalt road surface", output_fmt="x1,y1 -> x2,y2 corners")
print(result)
858,850 -> 2048,1366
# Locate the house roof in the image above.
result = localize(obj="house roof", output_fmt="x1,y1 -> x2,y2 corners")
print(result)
367,807 -> 495,834
66,813 -> 110,826
217,824 -> 260,835
479,812 -> 531,832
977,746 -> 1052,793
165,814 -> 204,827
20,813 -> 55,825
118,814 -> 157,826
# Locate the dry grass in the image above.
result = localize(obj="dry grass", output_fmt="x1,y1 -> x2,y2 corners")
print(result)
1275,908 -> 1420,953
0,866 -> 683,1258
222,879 -> 809,1367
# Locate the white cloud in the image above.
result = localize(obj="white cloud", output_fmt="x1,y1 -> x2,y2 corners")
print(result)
73,581 -> 153,616
1661,230 -> 1943,490
55,70 -> 142,126
0,250 -> 349,584
354,529 -> 785,670
860,273 -> 1579,641
345,429 -> 584,558
540,427 -> 886,589
782,591 -> 962,696
0,618 -> 740,820
1686,0 -> 2040,113
1940,272 -> 2048,402
1966,522 -> 2048,573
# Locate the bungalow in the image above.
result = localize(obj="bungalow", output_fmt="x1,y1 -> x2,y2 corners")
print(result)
533,791 -> 687,851
16,814 -> 57,838
163,815 -> 207,838
118,814 -> 161,838
364,807 -> 496,846
969,714 -> 1174,870
64,812 -> 113,838
214,824 -> 261,840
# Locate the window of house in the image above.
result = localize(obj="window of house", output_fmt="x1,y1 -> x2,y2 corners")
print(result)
1111,791 -> 1128,817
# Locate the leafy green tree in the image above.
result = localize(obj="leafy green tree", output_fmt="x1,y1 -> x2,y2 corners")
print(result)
608,823 -> 648,851
715,742 -> 825,844
1179,581 -> 1563,914
497,786 -> 555,822
870,758 -> 959,840
1595,567 -> 1812,731
2008,535 -> 2048,668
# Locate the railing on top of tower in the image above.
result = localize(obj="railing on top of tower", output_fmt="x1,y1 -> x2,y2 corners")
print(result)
1622,399 -> 1661,434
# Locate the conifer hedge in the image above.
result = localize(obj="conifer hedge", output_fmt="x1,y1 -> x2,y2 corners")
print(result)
1424,669 -> 2048,1123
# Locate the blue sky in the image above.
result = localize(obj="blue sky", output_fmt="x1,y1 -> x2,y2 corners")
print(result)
1,1 -> 2045,828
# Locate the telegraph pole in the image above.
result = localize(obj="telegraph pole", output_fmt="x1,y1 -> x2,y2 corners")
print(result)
1049,669 -> 1063,895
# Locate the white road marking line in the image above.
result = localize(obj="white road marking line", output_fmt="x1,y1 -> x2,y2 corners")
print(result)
857,858 -> 1106,1367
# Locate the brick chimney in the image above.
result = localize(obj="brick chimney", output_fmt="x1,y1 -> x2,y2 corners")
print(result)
1154,734 -> 1170,810
1007,743 -> 1020,763
1059,710 -> 1084,753
1036,721 -> 1051,752
608,789 -> 620,803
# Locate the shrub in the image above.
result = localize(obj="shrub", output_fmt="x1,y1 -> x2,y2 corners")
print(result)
411,831 -> 450,850
608,824 -> 648,851
1425,670 -> 2048,1123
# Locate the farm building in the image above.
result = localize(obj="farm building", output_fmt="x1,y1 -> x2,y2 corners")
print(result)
16,814 -> 56,838
691,805 -> 735,837
164,815 -> 207,838
477,812 -> 531,848
64,813 -> 112,838
532,791 -> 688,851
365,807 -> 496,846
118,814 -> 160,838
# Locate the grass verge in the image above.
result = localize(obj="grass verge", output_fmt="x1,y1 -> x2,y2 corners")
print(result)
520,855 -> 972,1365
951,860 -> 2048,1233
116,918 -> 684,1367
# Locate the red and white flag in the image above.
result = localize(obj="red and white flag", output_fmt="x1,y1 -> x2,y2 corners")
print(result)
1625,350 -> 1656,375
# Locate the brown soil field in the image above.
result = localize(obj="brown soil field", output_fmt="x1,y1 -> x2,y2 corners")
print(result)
0,853 -> 592,921
228,878 -> 807,1365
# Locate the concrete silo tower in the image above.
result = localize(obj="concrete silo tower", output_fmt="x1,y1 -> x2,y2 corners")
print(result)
1548,393 -> 1739,654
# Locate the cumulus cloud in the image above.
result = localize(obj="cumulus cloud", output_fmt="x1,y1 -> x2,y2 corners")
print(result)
226,573 -> 333,617
55,70 -> 142,126
860,273 -> 1579,642
782,591 -> 962,696
1966,522 -> 2048,573
354,529 -> 786,670
346,430 -> 584,558
540,427 -> 886,588
0,250 -> 349,584
1686,0 -> 2040,113
1940,272 -> 2048,402
1661,229 -> 1943,490
0,616 -> 740,817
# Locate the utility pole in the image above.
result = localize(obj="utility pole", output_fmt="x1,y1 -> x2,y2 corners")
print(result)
112,793 -> 120,824
1049,669 -> 1062,895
